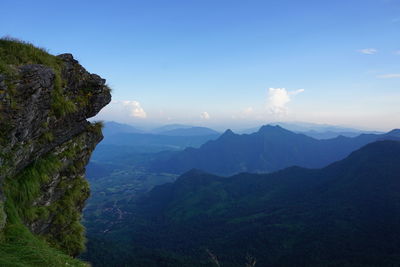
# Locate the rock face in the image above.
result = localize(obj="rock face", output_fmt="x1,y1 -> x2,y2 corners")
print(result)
0,42 -> 111,257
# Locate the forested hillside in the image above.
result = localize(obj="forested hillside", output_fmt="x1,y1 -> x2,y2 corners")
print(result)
83,141 -> 400,266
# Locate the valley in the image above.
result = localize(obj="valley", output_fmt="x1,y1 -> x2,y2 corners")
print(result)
81,122 -> 400,267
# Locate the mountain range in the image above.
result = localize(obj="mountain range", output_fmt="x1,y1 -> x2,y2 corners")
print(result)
102,121 -> 144,137
151,125 -> 400,175
97,122 -> 220,153
156,126 -> 220,136
103,122 -> 220,137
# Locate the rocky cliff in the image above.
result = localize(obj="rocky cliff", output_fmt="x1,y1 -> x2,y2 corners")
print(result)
0,38 -> 111,265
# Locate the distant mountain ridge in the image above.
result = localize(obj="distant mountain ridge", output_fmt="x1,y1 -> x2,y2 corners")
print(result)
100,132 -> 220,151
239,122 -> 382,139
151,125 -> 400,175
152,124 -> 194,133
157,126 -> 220,136
96,122 -> 220,153
102,121 -> 144,137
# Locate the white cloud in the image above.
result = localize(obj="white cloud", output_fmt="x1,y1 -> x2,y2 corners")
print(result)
358,48 -> 377,55
267,88 -> 304,114
111,100 -> 146,118
122,100 -> 147,118
94,100 -> 147,122
200,111 -> 210,120
395,50 -> 400,55
377,73 -> 400,79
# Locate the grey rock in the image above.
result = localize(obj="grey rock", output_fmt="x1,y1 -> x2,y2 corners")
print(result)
0,51 -> 111,253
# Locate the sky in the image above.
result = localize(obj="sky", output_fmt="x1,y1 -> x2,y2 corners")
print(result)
1,0 -> 399,131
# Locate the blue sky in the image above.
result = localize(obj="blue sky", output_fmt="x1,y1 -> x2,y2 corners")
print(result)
1,0 -> 399,130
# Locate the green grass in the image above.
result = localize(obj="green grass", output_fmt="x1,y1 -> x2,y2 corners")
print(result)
0,202 -> 88,267
51,89 -> 78,117
0,37 -> 62,78
88,121 -> 104,136
44,173 -> 89,256
40,131 -> 54,143
0,37 -> 77,117
3,155 -> 62,222
1,148 -> 90,265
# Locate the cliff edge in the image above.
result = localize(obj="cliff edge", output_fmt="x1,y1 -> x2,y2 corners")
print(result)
0,38 -> 111,266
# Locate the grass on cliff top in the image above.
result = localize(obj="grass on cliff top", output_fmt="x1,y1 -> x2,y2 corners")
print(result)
0,37 -> 78,117
0,37 -> 63,77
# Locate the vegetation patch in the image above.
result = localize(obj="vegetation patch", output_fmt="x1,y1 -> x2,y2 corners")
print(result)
0,37 -> 62,76
45,174 -> 89,256
88,121 -> 104,136
0,139 -> 90,265
0,210 -> 88,267
0,37 -> 77,117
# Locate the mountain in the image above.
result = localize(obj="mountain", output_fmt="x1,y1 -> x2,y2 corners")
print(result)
102,121 -> 143,137
269,121 -> 370,133
151,125 -> 400,175
99,132 -> 220,153
152,124 -> 194,133
239,122 -> 382,139
157,126 -> 220,136
96,123 -> 220,154
300,130 -> 365,139
83,141 -> 400,266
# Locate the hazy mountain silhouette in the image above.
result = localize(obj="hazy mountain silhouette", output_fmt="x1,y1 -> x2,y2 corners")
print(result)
157,126 -> 220,136
239,122 -> 382,139
102,121 -> 144,137
152,124 -> 194,133
100,132 -> 220,152
151,125 -> 400,175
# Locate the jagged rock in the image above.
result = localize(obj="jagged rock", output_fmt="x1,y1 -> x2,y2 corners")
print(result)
0,44 -> 111,257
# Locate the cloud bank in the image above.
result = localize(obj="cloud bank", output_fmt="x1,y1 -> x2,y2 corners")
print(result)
267,88 -> 304,114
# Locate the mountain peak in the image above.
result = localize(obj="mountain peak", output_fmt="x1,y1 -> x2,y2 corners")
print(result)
258,124 -> 289,134
222,129 -> 235,136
